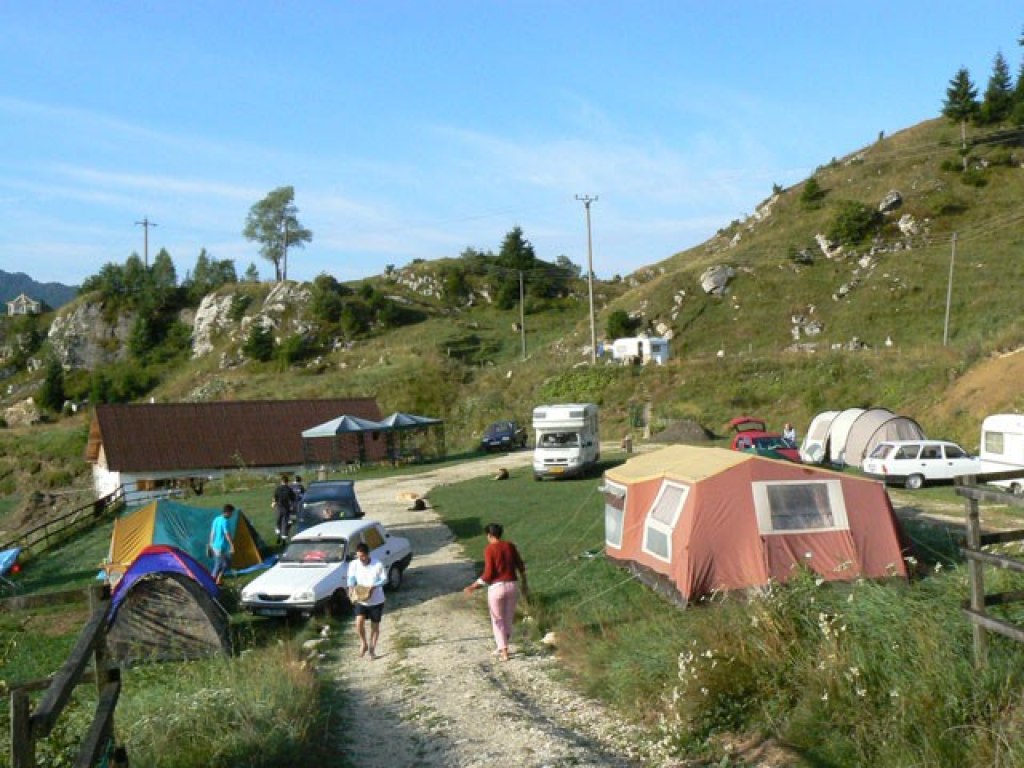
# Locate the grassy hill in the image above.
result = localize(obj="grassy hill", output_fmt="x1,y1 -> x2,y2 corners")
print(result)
3,116 -> 1024,516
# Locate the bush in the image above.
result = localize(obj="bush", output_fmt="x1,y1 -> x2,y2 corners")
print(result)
243,325 -> 275,362
229,293 -> 254,322
606,309 -> 640,339
827,200 -> 882,246
800,177 -> 826,208
960,168 -> 989,187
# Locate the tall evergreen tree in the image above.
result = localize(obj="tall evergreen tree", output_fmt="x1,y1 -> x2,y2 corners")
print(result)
942,67 -> 979,166
980,51 -> 1014,124
242,186 -> 312,282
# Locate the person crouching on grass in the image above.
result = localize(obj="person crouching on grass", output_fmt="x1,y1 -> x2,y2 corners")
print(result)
347,542 -> 387,660
464,522 -> 528,661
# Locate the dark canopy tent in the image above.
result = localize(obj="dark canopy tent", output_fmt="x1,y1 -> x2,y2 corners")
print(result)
301,412 -> 445,468
378,412 -> 445,463
107,546 -> 231,665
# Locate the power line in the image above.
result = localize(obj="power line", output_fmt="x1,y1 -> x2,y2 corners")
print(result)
134,216 -> 157,268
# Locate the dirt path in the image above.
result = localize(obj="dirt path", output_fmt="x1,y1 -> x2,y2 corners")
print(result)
322,452 -> 665,768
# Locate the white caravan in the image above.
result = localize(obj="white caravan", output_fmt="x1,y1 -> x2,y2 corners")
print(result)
610,337 -> 670,366
532,403 -> 600,480
980,413 -> 1024,495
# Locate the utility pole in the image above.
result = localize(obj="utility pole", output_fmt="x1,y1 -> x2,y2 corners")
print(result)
519,270 -> 526,360
134,217 -> 157,267
576,194 -> 598,364
943,232 -> 958,346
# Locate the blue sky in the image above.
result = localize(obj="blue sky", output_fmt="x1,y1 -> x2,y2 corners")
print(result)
1,2 -> 1020,286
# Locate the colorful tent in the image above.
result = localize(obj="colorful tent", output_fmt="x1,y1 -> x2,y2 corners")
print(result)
105,499 -> 264,584
107,545 -> 230,664
603,445 -> 907,604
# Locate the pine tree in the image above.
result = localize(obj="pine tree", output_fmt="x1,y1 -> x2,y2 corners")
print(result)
942,67 -> 979,167
979,51 -> 1013,124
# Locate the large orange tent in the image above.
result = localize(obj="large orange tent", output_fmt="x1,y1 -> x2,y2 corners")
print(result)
603,445 -> 907,604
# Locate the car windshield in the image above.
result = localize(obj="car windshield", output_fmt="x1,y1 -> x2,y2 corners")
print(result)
303,486 -> 355,504
539,431 -> 579,447
869,444 -> 894,459
280,539 -> 347,564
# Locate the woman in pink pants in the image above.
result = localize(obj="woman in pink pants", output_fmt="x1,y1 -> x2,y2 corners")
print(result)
464,523 -> 528,661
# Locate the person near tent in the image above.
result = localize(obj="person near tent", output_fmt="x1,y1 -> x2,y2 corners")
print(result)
208,504 -> 235,586
463,523 -> 528,662
271,475 -> 296,545
783,422 -> 797,443
347,542 -> 388,660
290,475 -> 306,528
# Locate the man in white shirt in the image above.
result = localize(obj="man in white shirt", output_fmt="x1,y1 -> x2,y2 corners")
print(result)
347,543 -> 387,659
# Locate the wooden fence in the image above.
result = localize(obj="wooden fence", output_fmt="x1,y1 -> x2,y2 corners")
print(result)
956,469 -> 1024,667
0,488 -> 125,560
8,584 -> 128,767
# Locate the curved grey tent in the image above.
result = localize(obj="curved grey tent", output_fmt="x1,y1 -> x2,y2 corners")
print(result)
844,408 -> 896,469
107,571 -> 231,665
800,410 -> 839,465
826,408 -> 866,466
846,411 -> 926,468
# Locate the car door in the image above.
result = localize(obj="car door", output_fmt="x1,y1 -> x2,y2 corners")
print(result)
942,443 -> 977,480
918,444 -> 945,480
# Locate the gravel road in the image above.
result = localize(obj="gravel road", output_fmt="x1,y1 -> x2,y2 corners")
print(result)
321,451 -> 669,768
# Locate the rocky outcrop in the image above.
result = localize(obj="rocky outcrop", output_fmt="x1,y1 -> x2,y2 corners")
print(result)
700,266 -> 735,295
878,190 -> 903,213
4,397 -> 40,427
47,301 -> 135,370
191,293 -> 235,358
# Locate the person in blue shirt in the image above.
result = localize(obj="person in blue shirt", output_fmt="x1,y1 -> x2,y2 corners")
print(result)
208,504 -> 235,585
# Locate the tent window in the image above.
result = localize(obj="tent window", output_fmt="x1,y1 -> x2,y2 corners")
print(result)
642,482 -> 689,562
602,482 -> 627,549
753,480 -> 848,534
985,431 -> 1005,455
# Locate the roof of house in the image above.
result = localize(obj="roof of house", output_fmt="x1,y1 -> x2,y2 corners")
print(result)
86,398 -> 382,472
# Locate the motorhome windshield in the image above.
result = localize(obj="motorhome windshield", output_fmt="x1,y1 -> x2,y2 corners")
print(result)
539,431 -> 580,448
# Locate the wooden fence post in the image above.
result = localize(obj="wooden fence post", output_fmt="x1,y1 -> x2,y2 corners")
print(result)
965,484 -> 988,666
10,687 -> 35,768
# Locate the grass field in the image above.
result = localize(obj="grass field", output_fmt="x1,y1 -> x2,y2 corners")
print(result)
430,457 -> 1024,766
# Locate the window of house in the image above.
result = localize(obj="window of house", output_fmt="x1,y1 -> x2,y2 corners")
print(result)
752,480 -> 848,534
602,482 -> 627,549
642,482 -> 689,562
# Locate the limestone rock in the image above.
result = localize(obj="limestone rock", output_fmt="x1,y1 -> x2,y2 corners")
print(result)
700,265 -> 735,295
47,301 -> 135,370
5,397 -> 40,427
191,293 -> 236,358
879,190 -> 903,213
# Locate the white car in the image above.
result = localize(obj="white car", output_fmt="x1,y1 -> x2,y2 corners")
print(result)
862,439 -> 981,490
240,519 -> 412,618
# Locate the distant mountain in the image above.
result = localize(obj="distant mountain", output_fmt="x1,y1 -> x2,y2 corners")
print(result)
0,270 -> 78,310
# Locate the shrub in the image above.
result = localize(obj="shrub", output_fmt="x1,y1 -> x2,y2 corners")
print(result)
228,293 -> 253,322
800,177 -> 826,208
243,325 -> 275,362
606,309 -> 640,339
827,200 -> 882,246
961,168 -> 989,187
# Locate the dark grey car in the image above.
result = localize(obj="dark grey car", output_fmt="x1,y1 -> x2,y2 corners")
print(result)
295,480 -> 364,534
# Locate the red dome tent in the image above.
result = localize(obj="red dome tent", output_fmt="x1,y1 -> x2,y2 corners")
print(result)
603,445 -> 907,604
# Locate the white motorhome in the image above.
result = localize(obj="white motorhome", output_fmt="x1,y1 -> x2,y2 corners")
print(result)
610,336 -> 670,366
980,413 -> 1024,494
532,403 -> 600,480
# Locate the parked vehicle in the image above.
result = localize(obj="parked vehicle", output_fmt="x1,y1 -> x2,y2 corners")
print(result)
862,439 -> 980,489
240,520 -> 412,618
295,480 -> 363,534
728,416 -> 801,463
480,420 -> 528,452
532,403 -> 600,480
979,413 -> 1024,495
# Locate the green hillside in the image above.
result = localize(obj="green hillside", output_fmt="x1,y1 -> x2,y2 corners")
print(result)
2,117 -> 1024,509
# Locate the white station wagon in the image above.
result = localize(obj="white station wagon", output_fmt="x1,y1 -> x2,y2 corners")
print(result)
862,439 -> 981,489
240,519 -> 412,618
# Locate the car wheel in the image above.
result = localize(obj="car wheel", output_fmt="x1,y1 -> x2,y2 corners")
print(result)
386,564 -> 403,591
905,474 -> 925,490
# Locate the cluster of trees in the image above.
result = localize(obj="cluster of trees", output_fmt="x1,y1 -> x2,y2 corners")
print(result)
942,30 -> 1024,139
440,227 -> 579,310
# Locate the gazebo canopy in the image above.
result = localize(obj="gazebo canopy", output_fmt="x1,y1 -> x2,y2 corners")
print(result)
380,412 -> 443,429
301,414 -> 386,438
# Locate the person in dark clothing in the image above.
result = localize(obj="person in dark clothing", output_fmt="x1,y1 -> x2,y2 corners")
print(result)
271,475 -> 296,545
290,475 -> 306,530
